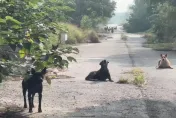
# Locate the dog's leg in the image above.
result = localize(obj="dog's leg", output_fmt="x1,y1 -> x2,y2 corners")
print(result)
23,88 -> 27,108
107,73 -> 113,82
169,66 -> 173,69
38,93 -> 42,113
32,93 -> 35,108
28,92 -> 33,113
22,81 -> 27,108
156,60 -> 161,69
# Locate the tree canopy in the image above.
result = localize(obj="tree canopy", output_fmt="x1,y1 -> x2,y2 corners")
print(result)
123,0 -> 176,43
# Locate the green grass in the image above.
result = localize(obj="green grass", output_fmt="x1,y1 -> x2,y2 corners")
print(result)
142,33 -> 176,51
86,30 -> 100,43
117,77 -> 129,84
133,74 -> 145,87
131,68 -> 144,76
120,68 -> 145,87
132,68 -> 145,87
143,43 -> 176,51
57,23 -> 100,44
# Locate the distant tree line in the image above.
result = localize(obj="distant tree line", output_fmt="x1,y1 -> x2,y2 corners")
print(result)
123,0 -> 176,43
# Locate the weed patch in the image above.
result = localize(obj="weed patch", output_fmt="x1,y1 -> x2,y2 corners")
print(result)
117,77 -> 129,84
120,68 -> 146,87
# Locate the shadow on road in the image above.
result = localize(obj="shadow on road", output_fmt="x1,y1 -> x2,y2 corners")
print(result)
65,99 -> 176,118
0,105 -> 29,118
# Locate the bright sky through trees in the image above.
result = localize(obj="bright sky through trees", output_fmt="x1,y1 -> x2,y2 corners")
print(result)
115,0 -> 134,13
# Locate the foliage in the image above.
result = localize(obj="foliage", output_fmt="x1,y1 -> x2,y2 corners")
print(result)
0,0 -> 117,82
143,33 -> 156,43
80,15 -> 92,29
124,0 -> 176,44
86,30 -> 100,43
123,0 -> 151,33
0,0 -> 78,82
132,68 -> 145,87
70,0 -> 116,28
61,23 -> 85,44
150,2 -> 176,43
117,77 -> 129,84
143,43 -> 176,51
133,74 -> 145,87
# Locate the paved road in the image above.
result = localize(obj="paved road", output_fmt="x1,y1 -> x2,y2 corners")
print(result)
126,34 -> 176,118
1,33 -> 176,118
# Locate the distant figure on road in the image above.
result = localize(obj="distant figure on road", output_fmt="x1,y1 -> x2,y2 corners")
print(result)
111,27 -> 114,33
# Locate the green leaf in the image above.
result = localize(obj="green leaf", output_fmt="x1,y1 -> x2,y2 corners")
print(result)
39,43 -> 44,50
67,56 -> 77,62
19,48 -> 26,58
0,18 -> 6,24
11,25 -> 22,29
62,60 -> 69,68
5,16 -> 22,25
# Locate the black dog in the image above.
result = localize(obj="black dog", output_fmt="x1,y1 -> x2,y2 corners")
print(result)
22,67 -> 47,113
85,60 -> 113,82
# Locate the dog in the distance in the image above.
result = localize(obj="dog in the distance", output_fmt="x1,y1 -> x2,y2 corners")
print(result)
22,67 -> 47,113
85,60 -> 113,82
156,54 -> 173,69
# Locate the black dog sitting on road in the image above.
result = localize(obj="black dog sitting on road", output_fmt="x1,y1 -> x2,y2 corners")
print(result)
22,67 -> 47,113
85,60 -> 113,82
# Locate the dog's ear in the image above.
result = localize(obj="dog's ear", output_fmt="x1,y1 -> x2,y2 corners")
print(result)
99,61 -> 103,65
100,60 -> 106,65
105,60 -> 109,64
31,68 -> 36,74
160,54 -> 163,57
41,67 -> 47,75
165,54 -> 167,57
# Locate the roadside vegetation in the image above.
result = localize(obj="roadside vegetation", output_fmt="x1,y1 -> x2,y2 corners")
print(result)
0,0 -> 116,83
118,68 -> 146,87
123,0 -> 176,51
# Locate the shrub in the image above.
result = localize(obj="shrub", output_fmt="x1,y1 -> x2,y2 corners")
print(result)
132,68 -> 144,76
133,74 -> 145,87
132,68 -> 145,87
144,43 -> 176,51
80,15 -> 92,29
65,38 -> 77,44
86,30 -> 100,43
59,23 -> 85,44
122,68 -> 145,87
143,33 -> 156,44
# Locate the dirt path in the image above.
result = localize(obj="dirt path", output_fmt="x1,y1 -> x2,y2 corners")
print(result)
1,33 -> 176,118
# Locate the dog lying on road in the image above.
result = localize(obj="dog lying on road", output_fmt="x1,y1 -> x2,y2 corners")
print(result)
156,54 -> 173,69
85,60 -> 113,82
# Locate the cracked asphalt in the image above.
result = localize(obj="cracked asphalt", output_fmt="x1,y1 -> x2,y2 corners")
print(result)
1,32 -> 176,118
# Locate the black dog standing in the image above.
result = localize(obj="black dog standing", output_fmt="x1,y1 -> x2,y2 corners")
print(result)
85,60 -> 113,82
22,67 -> 47,113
